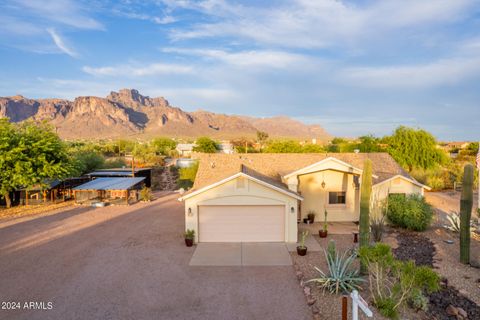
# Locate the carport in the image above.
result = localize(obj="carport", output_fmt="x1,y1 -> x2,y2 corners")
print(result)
73,177 -> 145,205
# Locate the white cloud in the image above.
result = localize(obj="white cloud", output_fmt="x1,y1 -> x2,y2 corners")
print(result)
169,0 -> 476,49
338,57 -> 480,88
46,28 -> 78,58
153,15 -> 177,24
12,0 -> 104,30
163,47 -> 312,68
82,62 -> 194,77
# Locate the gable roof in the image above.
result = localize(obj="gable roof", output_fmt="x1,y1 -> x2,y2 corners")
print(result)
179,169 -> 303,201
283,157 -> 368,179
373,174 -> 432,191
189,153 -> 414,194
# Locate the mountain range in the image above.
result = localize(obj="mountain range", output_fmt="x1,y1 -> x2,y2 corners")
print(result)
0,89 -> 331,141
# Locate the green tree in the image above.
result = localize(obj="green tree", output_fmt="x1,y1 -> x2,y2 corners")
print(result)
132,143 -> 159,164
326,137 -> 355,153
151,137 -> 177,156
256,131 -> 269,144
385,126 -> 447,171
72,150 -> 105,175
0,120 -> 73,207
264,140 -> 303,153
193,137 -> 218,153
356,135 -> 383,153
302,143 -> 324,153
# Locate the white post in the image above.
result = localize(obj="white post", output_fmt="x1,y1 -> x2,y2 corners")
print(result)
351,290 -> 359,320
351,290 -> 373,319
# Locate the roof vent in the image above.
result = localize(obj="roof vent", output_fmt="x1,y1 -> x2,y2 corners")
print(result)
210,161 -> 216,168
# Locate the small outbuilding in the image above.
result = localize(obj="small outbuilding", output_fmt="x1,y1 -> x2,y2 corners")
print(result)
73,177 -> 145,205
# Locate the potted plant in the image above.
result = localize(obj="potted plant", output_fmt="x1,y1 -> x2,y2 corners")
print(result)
297,230 -> 309,256
184,229 -> 195,247
307,210 -> 316,223
319,209 -> 328,238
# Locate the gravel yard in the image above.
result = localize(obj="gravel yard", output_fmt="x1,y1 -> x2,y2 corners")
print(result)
0,192 -> 310,320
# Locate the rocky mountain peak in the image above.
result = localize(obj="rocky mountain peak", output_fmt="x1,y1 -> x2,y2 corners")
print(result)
108,88 -> 169,108
0,89 -> 331,141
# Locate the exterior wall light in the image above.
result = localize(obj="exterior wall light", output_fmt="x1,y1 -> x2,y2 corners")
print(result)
188,208 -> 193,216
321,181 -> 326,189
291,206 -> 295,213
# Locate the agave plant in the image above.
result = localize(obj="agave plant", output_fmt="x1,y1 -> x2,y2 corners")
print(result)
306,249 -> 365,294
446,211 -> 460,233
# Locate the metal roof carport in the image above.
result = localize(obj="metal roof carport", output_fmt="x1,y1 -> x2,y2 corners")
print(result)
73,177 -> 145,205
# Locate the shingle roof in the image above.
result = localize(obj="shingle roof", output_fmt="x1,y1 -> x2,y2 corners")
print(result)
190,153 -> 412,193
74,177 -> 145,191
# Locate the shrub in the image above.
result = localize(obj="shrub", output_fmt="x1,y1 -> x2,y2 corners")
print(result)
327,239 -> 336,261
139,186 -> 153,202
307,249 -> 364,294
446,211 -> 460,232
359,243 -> 440,319
386,194 -> 433,231
103,157 -> 126,169
298,230 -> 309,249
370,198 -> 386,242
370,214 -> 385,242
178,161 -> 199,189
184,229 -> 195,239
408,288 -> 429,312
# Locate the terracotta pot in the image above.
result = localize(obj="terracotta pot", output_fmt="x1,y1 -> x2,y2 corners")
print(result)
297,246 -> 307,256
319,230 -> 328,238
185,238 -> 194,247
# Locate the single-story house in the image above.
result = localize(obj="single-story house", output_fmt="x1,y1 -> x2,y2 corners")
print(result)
73,177 -> 145,205
179,153 -> 430,243
176,143 -> 195,157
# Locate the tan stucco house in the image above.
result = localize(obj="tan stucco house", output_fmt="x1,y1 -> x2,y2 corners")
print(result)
179,153 -> 430,243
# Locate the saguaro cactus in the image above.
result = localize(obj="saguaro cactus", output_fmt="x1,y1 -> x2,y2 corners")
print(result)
460,164 -> 474,264
360,159 -> 372,273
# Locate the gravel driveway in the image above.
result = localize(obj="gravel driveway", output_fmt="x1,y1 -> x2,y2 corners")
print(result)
0,193 -> 310,320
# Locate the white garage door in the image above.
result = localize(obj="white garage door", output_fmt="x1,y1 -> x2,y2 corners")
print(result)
198,205 -> 285,242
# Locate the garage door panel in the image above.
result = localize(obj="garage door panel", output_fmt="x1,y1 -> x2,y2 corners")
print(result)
199,205 -> 285,242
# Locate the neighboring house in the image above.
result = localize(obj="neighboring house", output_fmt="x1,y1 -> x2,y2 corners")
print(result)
179,153 -> 430,243
218,142 -> 235,154
176,143 -> 195,157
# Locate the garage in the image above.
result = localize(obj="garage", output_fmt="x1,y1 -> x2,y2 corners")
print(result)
198,205 -> 285,242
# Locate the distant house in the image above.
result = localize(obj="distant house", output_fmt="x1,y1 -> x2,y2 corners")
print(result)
218,142 -> 234,154
179,153 -> 430,243
447,142 -> 470,150
176,143 -> 195,157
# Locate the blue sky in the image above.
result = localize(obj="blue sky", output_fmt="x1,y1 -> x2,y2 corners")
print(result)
0,0 -> 479,140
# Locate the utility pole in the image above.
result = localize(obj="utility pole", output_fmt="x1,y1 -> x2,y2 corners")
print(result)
132,156 -> 135,177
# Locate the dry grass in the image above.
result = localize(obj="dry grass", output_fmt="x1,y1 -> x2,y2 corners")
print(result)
0,201 -> 73,220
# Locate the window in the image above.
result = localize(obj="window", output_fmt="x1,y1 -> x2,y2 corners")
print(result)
329,191 -> 346,204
